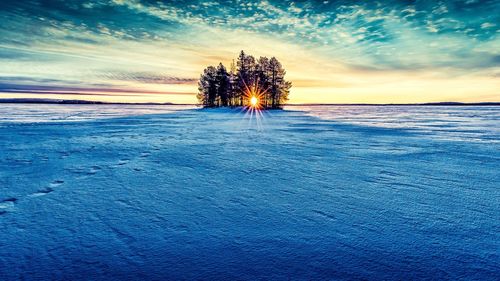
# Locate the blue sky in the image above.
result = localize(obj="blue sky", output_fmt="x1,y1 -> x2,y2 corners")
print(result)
0,0 -> 499,103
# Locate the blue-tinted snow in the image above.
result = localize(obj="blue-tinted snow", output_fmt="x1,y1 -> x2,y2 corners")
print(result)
0,104 -> 196,123
0,105 -> 499,280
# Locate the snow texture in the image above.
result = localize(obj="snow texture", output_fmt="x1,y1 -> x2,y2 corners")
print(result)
0,105 -> 499,280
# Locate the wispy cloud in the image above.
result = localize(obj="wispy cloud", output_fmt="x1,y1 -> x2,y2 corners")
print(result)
99,72 -> 197,84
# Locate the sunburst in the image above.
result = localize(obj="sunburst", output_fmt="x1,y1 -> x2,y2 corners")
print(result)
241,78 -> 268,110
239,77 -> 270,130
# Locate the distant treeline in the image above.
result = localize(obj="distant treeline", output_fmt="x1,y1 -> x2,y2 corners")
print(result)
197,50 -> 291,109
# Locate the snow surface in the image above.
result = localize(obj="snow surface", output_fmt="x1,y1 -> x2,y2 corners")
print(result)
0,105 -> 499,280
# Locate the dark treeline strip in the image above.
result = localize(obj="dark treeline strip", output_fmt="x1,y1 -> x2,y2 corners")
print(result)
197,50 -> 291,109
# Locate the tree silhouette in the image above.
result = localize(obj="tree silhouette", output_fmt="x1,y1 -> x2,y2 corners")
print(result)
197,51 -> 291,109
216,63 -> 229,106
197,66 -> 217,107
228,60 -> 238,106
256,56 -> 270,108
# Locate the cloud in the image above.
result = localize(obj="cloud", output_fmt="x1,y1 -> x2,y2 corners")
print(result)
481,22 -> 496,29
0,83 -> 194,96
0,76 -> 195,95
99,72 -> 197,84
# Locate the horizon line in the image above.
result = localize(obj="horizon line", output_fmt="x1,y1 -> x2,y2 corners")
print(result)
0,98 -> 499,106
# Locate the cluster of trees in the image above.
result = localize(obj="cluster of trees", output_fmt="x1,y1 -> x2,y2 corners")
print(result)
197,51 -> 291,109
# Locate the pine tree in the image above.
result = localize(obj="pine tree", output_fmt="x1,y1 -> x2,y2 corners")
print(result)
236,51 -> 258,106
268,57 -> 279,108
216,63 -> 229,107
197,66 -> 217,107
228,60 -> 237,107
256,56 -> 270,107
236,51 -> 248,106
267,57 -> 290,108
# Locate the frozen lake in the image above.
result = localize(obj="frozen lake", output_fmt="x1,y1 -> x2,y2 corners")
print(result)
0,104 -> 499,280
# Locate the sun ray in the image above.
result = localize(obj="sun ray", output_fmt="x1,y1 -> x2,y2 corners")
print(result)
238,76 -> 269,130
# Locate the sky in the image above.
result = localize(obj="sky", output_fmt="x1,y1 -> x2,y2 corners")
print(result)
0,0 -> 499,104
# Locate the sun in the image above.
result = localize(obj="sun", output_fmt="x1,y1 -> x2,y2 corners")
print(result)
250,96 -> 258,107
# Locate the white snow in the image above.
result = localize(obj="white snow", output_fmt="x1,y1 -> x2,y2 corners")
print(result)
0,105 -> 499,280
